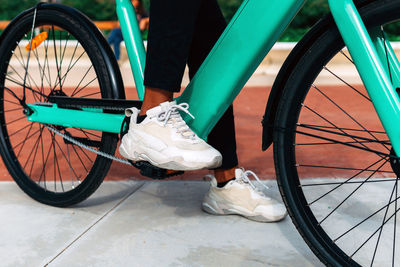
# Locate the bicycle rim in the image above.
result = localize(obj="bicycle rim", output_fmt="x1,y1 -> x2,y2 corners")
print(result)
0,9 -> 117,205
275,0 -> 400,265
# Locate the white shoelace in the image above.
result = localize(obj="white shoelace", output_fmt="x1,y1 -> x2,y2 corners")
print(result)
238,169 -> 269,191
204,168 -> 270,192
156,103 -> 196,139
237,169 -> 272,199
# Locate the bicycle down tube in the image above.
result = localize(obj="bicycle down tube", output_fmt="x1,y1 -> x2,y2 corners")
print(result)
26,0 -> 306,134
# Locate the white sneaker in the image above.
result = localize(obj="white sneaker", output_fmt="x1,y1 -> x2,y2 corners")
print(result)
202,168 -> 287,222
119,101 -> 222,171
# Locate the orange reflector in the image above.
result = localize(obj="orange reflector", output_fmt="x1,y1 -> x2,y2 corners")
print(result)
25,32 -> 48,51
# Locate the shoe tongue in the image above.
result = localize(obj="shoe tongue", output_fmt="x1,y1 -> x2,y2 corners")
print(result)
146,101 -> 177,117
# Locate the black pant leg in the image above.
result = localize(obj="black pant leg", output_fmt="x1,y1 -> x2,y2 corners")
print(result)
187,0 -> 238,170
144,0 -> 202,92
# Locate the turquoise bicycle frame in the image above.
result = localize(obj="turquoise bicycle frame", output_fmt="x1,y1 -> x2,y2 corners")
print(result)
27,0 -> 400,155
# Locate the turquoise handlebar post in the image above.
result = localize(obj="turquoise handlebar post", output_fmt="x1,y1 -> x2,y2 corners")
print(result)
116,0 -> 146,100
329,0 -> 400,155
178,0 -> 305,140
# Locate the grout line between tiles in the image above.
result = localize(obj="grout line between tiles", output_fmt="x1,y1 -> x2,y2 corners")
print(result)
44,182 -> 146,266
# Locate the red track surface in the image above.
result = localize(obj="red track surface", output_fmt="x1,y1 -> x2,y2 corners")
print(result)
0,85 -> 385,181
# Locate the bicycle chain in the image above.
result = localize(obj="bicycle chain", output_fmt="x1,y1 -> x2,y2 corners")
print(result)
35,102 -> 127,111
39,100 -> 131,165
45,124 -> 131,165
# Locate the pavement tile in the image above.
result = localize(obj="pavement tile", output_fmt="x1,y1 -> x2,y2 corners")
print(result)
0,181 -> 143,266
47,181 -> 321,267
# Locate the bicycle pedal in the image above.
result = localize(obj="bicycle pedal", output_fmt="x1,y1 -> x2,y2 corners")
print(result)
129,160 -> 184,180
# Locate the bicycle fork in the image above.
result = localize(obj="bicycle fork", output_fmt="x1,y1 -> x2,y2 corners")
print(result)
330,0 -> 400,156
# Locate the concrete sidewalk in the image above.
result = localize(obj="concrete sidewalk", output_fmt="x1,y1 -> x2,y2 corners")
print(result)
0,180 -> 322,267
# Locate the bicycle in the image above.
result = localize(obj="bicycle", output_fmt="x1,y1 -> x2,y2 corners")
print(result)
0,0 -> 400,265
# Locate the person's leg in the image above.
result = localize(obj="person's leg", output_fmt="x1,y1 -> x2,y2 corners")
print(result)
108,29 -> 117,57
114,29 -> 123,60
188,0 -> 287,222
141,0 -> 203,116
187,0 -> 238,184
119,0 -> 222,170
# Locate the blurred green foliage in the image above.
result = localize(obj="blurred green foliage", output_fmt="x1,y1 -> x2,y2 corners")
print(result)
62,0 -> 117,20
1,0 -> 399,41
0,0 -> 37,20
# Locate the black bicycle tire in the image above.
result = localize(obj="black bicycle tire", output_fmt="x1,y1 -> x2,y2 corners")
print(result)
274,0 -> 400,265
0,8 -> 119,207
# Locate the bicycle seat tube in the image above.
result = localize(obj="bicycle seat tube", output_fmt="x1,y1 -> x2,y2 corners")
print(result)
116,0 -> 146,100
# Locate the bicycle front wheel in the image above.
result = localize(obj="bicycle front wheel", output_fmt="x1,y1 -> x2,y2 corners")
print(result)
0,6 -> 121,207
274,0 -> 400,265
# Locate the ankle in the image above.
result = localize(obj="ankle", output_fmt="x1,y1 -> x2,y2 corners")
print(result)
217,178 -> 235,188
140,87 -> 173,116
214,167 -> 237,184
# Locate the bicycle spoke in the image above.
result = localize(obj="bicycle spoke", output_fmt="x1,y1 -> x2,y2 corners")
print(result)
334,188 -> 400,242
4,107 -> 24,113
5,77 -> 45,98
51,132 -> 57,191
340,49 -> 354,64
77,129 -> 101,139
70,143 -> 89,173
298,124 -> 390,146
298,164 -> 392,174
23,126 -> 43,169
7,115 -> 28,125
6,63 -> 40,95
57,50 -> 87,89
298,123 -> 387,135
71,77 -> 97,97
12,126 -> 36,151
44,32 -> 53,90
323,66 -> 371,102
51,25 -> 63,92
318,158 -> 389,225
296,130 -> 390,158
52,133 -> 80,182
302,178 -> 396,187
3,99 -> 20,106
52,136 -> 65,192
28,126 -> 44,177
296,140 -> 389,146
59,41 -> 79,89
351,190 -> 400,258
308,157 -> 387,205
76,144 -> 94,163
38,131 -> 54,188
32,41 -> 51,99
78,91 -> 101,98
300,104 -> 388,159
70,65 -> 93,96
312,84 -> 390,151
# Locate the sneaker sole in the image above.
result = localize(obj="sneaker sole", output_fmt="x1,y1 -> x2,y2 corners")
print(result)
202,199 -> 286,223
119,136 -> 222,171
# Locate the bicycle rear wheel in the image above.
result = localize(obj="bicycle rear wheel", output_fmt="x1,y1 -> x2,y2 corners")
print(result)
274,0 -> 400,265
0,6 -> 121,206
